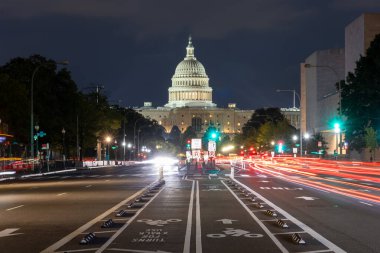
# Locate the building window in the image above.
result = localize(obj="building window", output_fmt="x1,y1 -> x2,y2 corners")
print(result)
182,115 -> 184,117
159,121 -> 162,125
237,122 -> 241,126
192,117 -> 202,132
181,121 -> 184,125
227,122 -> 230,125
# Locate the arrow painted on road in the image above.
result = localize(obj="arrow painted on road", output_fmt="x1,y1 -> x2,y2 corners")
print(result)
0,228 -> 23,238
216,219 -> 237,224
295,196 -> 319,201
108,248 -> 172,253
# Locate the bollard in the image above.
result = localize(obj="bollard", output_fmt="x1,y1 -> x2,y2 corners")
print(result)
231,166 -> 235,179
159,166 -> 164,180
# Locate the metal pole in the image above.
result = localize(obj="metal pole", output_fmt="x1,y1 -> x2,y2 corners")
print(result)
76,115 -> 79,161
123,118 -> 126,161
133,118 -> 143,160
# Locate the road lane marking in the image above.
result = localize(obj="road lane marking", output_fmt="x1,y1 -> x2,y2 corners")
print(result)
85,185 -> 92,188
216,219 -> 237,224
55,249 -> 99,253
295,250 -> 334,253
359,201 -> 373,206
6,205 -> 24,211
183,181 -> 195,253
57,193 -> 67,196
95,186 -> 165,253
196,181 -> 202,253
0,228 -> 23,237
230,179 -> 347,253
81,230 -> 118,234
41,182 -> 157,253
273,231 -> 306,235
222,181 -> 289,253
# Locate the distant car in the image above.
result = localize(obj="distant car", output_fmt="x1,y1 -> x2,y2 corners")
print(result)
3,159 -> 39,173
178,157 -> 187,168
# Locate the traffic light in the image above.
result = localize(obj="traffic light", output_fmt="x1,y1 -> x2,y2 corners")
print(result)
334,123 -> 341,133
186,139 -> 191,150
208,129 -> 220,141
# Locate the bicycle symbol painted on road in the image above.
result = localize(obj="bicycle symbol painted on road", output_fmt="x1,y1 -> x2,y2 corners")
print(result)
137,219 -> 182,227
206,228 -> 264,238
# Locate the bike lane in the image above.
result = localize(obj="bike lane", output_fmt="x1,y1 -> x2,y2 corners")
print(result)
101,176 -> 194,253
198,178 -> 284,253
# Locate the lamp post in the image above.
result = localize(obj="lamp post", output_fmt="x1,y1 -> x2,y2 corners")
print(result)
304,63 -> 343,155
133,118 -> 145,160
62,128 -> 66,169
127,143 -> 132,160
30,60 -> 68,159
276,89 -> 302,157
34,124 -> 40,159
105,136 -> 111,164
304,132 -> 310,155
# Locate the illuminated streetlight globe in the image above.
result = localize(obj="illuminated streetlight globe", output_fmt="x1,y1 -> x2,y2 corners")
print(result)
292,135 -> 298,141
304,133 -> 310,139
105,136 -> 111,143
270,141 -> 275,146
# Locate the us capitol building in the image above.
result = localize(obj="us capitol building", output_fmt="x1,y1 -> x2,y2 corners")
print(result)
137,37 -> 300,136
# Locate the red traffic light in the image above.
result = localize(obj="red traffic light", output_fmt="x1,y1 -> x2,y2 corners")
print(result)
187,139 -> 191,144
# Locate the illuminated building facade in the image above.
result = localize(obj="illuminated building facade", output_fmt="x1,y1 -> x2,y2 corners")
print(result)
139,37 -> 299,135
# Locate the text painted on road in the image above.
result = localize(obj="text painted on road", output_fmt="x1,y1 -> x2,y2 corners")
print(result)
206,228 -> 263,239
137,219 -> 182,227
132,228 -> 168,243
260,187 -> 303,190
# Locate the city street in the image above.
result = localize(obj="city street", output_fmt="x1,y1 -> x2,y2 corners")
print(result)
1,160 -> 379,253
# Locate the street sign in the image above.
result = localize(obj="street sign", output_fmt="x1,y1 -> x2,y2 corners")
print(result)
41,143 -> 49,150
191,138 -> 202,150
208,140 -> 216,151
293,148 -> 297,154
208,151 -> 215,158
192,150 -> 201,159
318,141 -> 322,147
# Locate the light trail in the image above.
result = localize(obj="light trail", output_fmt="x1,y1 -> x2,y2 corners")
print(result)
247,158 -> 380,205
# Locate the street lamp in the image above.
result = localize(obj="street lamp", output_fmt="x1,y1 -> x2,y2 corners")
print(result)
62,128 -> 66,169
276,89 -> 302,156
304,132 -> 310,155
34,124 -> 40,159
105,136 -> 111,164
133,118 -> 145,160
30,60 -> 68,159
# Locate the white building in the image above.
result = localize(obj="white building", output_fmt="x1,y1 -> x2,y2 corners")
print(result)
139,37 -> 300,135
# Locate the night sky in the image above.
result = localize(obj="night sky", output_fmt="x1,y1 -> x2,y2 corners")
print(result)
1,1 -> 380,109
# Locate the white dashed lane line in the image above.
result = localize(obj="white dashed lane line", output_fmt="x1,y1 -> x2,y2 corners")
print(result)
6,205 -> 24,211
57,193 -> 67,196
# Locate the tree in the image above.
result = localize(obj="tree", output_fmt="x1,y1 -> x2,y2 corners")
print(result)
168,126 -> 181,146
364,127 -> 378,161
236,107 -> 295,152
242,107 -> 285,137
341,34 -> 380,151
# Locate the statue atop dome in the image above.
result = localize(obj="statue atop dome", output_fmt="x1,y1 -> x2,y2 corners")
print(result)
186,35 -> 195,59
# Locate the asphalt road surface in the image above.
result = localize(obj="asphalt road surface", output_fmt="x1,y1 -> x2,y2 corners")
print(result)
1,160 -> 379,253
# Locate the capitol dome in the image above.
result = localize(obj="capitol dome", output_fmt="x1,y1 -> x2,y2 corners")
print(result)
165,37 -> 216,108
